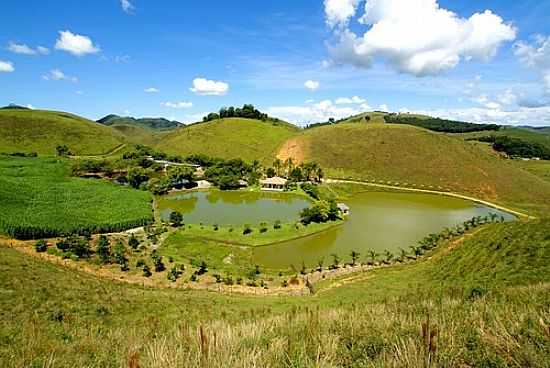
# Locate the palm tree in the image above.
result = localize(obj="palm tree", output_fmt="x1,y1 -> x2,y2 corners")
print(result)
398,247 -> 408,262
273,158 -> 282,177
317,257 -> 324,272
384,250 -> 394,264
409,245 -> 423,259
350,250 -> 360,266
284,158 -> 294,177
330,253 -> 340,269
367,249 -> 379,265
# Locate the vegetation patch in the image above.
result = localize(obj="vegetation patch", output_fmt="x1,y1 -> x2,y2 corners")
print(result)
0,156 -> 153,239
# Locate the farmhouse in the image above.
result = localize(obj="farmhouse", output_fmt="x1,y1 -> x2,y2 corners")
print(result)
260,176 -> 287,191
337,203 -> 350,215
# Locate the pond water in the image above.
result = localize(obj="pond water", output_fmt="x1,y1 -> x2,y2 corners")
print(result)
158,190 -> 515,269
158,190 -> 311,225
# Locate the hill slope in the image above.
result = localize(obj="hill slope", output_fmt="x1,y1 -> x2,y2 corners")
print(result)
277,123 -> 550,214
0,110 -> 125,155
97,114 -> 181,130
160,118 -> 300,162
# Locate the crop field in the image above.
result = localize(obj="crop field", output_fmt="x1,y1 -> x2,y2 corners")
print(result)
0,156 -> 154,239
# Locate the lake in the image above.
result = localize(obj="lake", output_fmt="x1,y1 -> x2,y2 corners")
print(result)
158,190 -> 515,269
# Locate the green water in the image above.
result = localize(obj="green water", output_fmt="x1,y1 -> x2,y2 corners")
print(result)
158,190 -> 514,269
253,192 -> 514,269
158,190 -> 311,225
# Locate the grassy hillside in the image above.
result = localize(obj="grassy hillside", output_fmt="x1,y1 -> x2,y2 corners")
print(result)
110,124 -> 166,146
160,118 -> 300,163
461,126 -> 550,151
0,156 -> 153,238
98,114 -> 181,130
1,219 -> 548,366
277,123 -> 550,215
0,110 -> 126,155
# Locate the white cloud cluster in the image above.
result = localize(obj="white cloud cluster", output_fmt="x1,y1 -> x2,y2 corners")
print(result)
42,69 -> 78,83
0,60 -> 14,73
121,0 -> 134,13
515,36 -> 550,93
335,95 -> 366,104
8,42 -> 49,55
190,78 -> 229,96
162,101 -> 193,109
324,0 -> 361,28
325,0 -> 516,76
267,98 -> 372,125
55,30 -> 100,56
304,80 -> 320,91
144,87 -> 159,93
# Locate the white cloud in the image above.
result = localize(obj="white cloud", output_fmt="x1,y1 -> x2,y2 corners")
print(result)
267,99 -> 367,125
0,60 -> 14,73
378,104 -> 390,112
304,80 -> 320,91
162,101 -> 193,109
121,0 -> 134,13
8,42 -> 49,55
190,78 -> 229,96
42,69 -> 78,83
324,0 -> 361,28
26,104 -> 35,109
335,95 -> 366,104
325,0 -> 516,76
55,30 -> 100,56
76,91 -> 84,95
144,87 -> 159,93
515,36 -> 550,92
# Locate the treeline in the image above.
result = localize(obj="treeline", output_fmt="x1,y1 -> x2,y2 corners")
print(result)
0,217 -> 153,240
202,104 -> 278,123
304,116 -> 371,130
384,114 -> 500,133
474,135 -> 550,159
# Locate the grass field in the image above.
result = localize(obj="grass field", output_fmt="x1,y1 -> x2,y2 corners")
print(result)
1,218 -> 549,367
516,159 -> 550,183
160,118 -> 299,163
277,123 -> 550,215
0,110 -> 125,155
0,156 -> 153,238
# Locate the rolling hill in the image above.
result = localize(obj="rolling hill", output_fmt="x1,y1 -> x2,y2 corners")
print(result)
0,109 -> 126,155
160,117 -> 300,163
97,114 -> 182,130
461,126 -> 550,151
277,122 -> 550,215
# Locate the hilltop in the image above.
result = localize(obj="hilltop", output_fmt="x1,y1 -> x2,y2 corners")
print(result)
97,114 -> 182,130
160,117 -> 300,163
0,109 -> 125,155
277,122 -> 550,215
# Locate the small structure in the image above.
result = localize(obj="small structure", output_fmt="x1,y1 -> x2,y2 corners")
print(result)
337,203 -> 350,216
194,166 -> 205,178
260,176 -> 287,191
196,180 -> 212,189
238,179 -> 249,187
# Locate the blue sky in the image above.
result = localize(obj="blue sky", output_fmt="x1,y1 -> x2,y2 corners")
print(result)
1,0 -> 550,126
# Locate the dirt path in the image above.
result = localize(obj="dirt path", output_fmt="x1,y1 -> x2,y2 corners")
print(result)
71,143 -> 127,159
325,178 -> 533,219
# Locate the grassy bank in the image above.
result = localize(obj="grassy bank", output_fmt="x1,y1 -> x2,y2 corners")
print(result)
1,218 -> 549,366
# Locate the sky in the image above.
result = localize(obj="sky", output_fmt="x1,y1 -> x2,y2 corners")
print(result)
1,0 -> 550,126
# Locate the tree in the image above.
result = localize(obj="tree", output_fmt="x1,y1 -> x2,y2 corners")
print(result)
284,158 -> 294,177
384,250 -> 394,264
168,166 -> 195,187
128,234 -> 140,250
289,167 -> 303,181
35,239 -> 48,252
96,235 -> 111,263
170,211 -> 184,227
127,167 -> 149,189
197,261 -> 208,275
367,249 -> 379,265
331,253 -> 340,269
265,167 -> 276,178
151,251 -> 165,272
142,265 -> 152,277
113,241 -> 128,270
350,250 -> 360,266
317,257 -> 325,272
167,266 -> 181,282
56,145 -> 70,156
273,159 -> 283,177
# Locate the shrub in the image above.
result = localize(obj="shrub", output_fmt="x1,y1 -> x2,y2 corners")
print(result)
151,251 -> 165,272
136,259 -> 146,268
35,239 -> 48,252
273,220 -> 282,230
243,224 -> 253,235
96,235 -> 111,264
170,211 -> 184,227
128,234 -> 140,250
167,266 -> 181,282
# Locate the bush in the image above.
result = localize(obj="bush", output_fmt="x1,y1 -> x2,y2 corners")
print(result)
128,234 -> 140,250
273,220 -> 282,230
35,239 -> 48,252
170,211 -> 184,227
243,224 -> 253,235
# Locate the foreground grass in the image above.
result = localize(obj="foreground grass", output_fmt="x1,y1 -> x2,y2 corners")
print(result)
1,219 -> 549,366
0,156 -> 153,238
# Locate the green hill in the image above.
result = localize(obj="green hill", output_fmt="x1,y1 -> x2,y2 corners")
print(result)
160,117 -> 300,163
0,110 -> 125,155
97,114 -> 181,130
461,126 -> 550,151
277,123 -> 550,215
